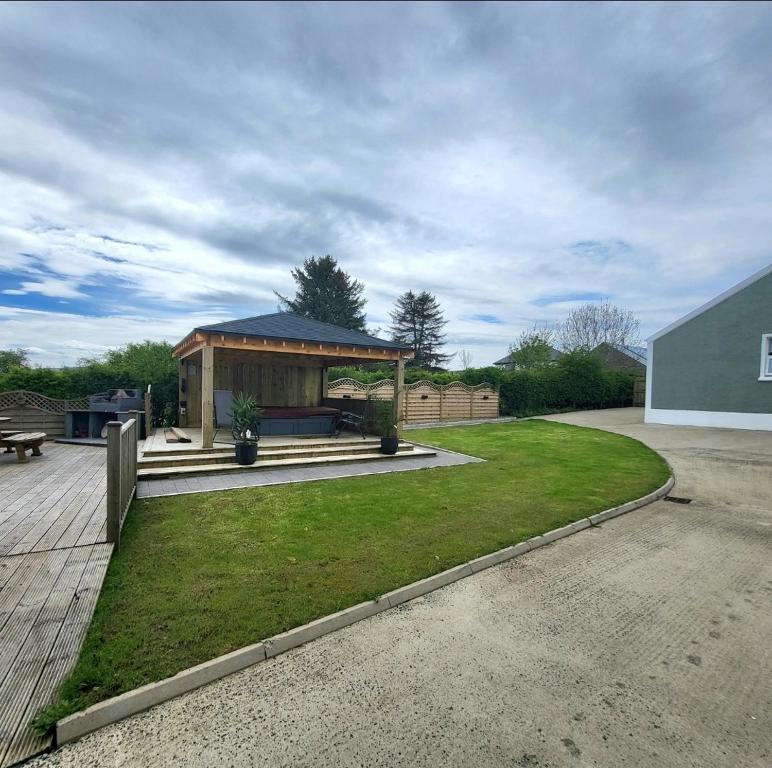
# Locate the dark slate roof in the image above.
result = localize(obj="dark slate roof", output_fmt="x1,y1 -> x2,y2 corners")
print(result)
195,312 -> 412,350
494,346 -> 563,366
613,344 -> 648,363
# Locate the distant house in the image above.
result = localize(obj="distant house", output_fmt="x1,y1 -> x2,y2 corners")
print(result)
493,347 -> 563,370
593,342 -> 647,376
646,263 -> 772,431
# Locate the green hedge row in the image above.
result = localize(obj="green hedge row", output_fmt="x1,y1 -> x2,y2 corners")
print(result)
0,341 -> 179,426
0,346 -> 634,426
498,352 -> 634,416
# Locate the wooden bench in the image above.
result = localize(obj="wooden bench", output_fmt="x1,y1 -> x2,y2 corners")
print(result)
0,431 -> 46,463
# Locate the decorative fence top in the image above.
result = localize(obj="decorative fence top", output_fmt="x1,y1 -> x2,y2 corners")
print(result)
0,390 -> 89,413
328,378 -> 496,394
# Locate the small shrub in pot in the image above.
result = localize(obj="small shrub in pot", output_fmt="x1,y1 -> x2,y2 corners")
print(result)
229,392 -> 262,465
372,399 -> 400,455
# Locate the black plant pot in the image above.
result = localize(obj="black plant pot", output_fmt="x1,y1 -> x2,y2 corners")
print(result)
235,442 -> 258,465
380,436 -> 399,455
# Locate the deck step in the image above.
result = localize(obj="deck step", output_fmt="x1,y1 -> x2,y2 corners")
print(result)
138,446 -> 436,480
139,441 -> 411,469
141,437 -> 379,457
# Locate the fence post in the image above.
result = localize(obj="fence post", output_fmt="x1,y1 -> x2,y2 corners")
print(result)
106,421 -> 122,548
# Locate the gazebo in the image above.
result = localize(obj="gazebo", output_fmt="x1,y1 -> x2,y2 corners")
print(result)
172,312 -> 414,448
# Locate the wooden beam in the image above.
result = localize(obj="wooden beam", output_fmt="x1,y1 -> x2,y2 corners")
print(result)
196,332 -> 412,362
393,357 -> 405,437
201,345 -> 214,449
321,367 -> 329,405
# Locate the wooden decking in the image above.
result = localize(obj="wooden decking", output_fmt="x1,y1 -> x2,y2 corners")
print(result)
0,443 -> 111,767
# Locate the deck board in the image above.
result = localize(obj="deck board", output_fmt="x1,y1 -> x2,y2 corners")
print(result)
0,443 -> 112,767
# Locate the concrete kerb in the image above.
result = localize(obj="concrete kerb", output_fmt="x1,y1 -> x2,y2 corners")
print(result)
55,474 -> 674,748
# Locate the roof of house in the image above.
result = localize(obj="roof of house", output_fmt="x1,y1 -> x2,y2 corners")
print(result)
648,262 -> 772,342
494,346 -> 563,366
617,344 -> 647,363
595,342 -> 647,364
194,312 -> 412,351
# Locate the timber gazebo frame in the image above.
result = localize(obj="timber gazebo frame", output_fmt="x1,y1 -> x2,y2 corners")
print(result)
172,312 -> 414,448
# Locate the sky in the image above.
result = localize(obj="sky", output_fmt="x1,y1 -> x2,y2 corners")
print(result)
0,1 -> 771,368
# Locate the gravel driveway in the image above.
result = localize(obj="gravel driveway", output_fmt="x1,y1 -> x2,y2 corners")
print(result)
30,409 -> 772,768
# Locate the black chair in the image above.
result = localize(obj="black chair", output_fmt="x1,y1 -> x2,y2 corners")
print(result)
334,411 -> 366,439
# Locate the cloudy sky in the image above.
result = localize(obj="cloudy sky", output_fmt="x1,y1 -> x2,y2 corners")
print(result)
0,1 -> 770,367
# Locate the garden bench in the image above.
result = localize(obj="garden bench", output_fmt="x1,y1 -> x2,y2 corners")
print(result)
0,431 -> 47,463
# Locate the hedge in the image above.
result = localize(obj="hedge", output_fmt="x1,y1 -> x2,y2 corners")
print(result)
498,352 -> 635,416
0,341 -> 178,426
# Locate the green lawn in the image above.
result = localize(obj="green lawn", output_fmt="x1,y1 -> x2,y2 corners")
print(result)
38,419 -> 668,728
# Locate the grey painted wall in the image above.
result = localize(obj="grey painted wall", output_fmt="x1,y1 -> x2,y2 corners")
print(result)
651,271 -> 772,413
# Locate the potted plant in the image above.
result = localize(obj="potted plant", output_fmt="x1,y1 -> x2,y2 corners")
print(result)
372,399 -> 400,455
229,392 -> 262,465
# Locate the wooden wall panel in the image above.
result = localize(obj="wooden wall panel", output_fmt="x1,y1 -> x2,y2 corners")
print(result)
184,349 -> 323,426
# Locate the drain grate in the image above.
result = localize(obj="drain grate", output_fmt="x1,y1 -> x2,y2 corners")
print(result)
664,495 -> 692,504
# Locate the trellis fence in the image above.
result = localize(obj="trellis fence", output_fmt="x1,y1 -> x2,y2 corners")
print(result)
327,379 -> 499,423
106,418 -> 138,549
0,390 -> 89,437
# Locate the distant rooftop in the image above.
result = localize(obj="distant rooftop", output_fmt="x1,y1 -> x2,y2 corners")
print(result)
611,344 -> 647,363
194,312 -> 412,351
494,346 -> 563,366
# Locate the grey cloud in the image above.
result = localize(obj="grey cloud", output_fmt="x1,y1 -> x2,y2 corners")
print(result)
1,2 -> 771,365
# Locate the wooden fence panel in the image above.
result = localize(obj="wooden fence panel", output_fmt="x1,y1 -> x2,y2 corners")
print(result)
106,417 -> 138,550
633,377 -> 646,407
327,379 -> 499,423
0,391 -> 89,437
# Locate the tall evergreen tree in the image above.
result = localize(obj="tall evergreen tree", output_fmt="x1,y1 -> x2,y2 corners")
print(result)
389,290 -> 449,369
275,255 -> 367,331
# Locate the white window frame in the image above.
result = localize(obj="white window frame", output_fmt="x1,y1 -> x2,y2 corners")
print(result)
760,333 -> 772,381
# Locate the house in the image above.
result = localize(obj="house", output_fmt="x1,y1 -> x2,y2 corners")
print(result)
172,312 -> 413,448
592,342 -> 647,376
646,263 -> 772,431
493,346 -> 563,369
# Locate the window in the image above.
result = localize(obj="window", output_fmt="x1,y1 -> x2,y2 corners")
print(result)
761,334 -> 772,380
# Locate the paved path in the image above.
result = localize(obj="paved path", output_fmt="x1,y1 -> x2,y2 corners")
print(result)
137,446 -> 481,498
30,410 -> 772,767
0,444 -> 111,768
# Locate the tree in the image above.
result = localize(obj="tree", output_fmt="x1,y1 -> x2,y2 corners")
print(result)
390,290 -> 450,369
275,254 -> 367,331
0,348 -> 28,374
508,327 -> 556,369
558,300 -> 640,351
457,349 -> 473,370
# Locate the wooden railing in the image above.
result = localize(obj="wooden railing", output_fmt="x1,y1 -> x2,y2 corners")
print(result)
106,417 -> 138,549
327,379 -> 499,423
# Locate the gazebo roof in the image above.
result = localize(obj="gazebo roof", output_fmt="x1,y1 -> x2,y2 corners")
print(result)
173,311 -> 413,362
195,312 -> 411,351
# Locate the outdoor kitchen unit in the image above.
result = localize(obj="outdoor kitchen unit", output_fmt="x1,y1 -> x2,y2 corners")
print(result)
65,388 -> 146,442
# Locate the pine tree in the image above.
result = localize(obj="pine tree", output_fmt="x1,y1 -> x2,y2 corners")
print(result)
389,290 -> 449,369
275,255 -> 367,331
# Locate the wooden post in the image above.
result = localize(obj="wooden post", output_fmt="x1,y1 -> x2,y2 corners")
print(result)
321,367 -> 329,405
143,386 -> 152,437
201,345 -> 214,449
178,360 -> 187,428
470,387 -> 474,420
393,357 -> 405,436
106,421 -> 122,548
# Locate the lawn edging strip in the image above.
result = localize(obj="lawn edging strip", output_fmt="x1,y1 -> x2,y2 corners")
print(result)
55,473 -> 674,748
